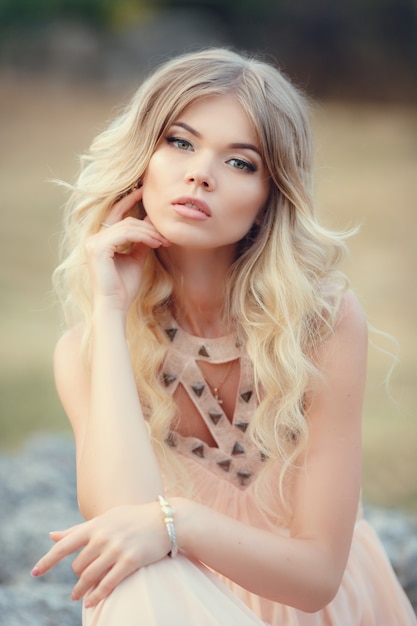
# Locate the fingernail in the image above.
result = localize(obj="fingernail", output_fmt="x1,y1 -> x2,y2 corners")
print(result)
31,567 -> 40,577
84,599 -> 93,608
49,530 -> 62,535
71,592 -> 79,601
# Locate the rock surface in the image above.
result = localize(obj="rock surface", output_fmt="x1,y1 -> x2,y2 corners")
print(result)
1,435 -> 416,625
0,436 -> 82,626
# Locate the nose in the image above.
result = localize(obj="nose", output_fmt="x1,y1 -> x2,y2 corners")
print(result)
185,154 -> 215,191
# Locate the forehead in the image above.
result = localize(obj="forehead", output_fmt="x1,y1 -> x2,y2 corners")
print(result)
173,94 -> 259,143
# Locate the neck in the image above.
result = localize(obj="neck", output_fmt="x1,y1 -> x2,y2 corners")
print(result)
157,246 -> 236,338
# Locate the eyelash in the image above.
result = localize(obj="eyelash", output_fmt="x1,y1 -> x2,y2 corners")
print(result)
228,158 -> 256,173
165,136 -> 257,173
166,136 -> 192,151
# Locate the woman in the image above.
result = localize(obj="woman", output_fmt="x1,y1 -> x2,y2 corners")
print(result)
32,48 -> 416,625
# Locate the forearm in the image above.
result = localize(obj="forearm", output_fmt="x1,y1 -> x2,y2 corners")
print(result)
78,303 -> 163,518
175,499 -> 343,613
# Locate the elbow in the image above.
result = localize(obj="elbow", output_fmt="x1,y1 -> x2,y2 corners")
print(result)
284,540 -> 347,613
78,495 -> 94,521
267,569 -> 342,612
296,572 -> 342,613
78,494 -> 118,520
77,485 -> 109,520
300,590 -> 338,614
269,550 -> 344,612
79,505 -> 92,521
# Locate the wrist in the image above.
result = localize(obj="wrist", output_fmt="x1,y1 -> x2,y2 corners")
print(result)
170,497 -> 201,556
157,495 -> 178,558
92,300 -> 128,327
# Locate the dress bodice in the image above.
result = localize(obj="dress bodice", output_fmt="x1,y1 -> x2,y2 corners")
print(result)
160,319 -> 266,489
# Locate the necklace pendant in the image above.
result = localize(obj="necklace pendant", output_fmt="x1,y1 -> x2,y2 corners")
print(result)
214,388 -> 223,404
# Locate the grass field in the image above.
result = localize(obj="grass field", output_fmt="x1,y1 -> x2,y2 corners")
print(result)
1,76 -> 416,511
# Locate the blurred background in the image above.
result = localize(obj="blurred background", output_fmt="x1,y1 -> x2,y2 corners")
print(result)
1,0 -> 416,512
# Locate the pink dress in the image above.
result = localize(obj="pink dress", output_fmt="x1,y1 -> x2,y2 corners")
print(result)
84,322 -> 416,625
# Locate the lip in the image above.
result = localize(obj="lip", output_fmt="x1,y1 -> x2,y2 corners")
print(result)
172,196 -> 212,219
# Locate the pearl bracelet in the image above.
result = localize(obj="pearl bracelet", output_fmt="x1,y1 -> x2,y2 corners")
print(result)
158,495 -> 178,558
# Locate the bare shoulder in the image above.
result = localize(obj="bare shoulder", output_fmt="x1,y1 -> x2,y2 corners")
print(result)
312,289 -> 368,392
333,289 -> 368,344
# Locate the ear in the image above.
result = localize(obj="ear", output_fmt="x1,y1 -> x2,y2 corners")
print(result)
114,178 -> 143,205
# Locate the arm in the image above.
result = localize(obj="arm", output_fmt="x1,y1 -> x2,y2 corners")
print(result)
55,314 -> 163,517
35,290 -> 366,612
54,188 -> 170,518
173,289 -> 367,612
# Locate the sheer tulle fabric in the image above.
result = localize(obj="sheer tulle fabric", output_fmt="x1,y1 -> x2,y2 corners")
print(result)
83,456 -> 416,626
83,555 -> 265,626
84,325 -> 416,624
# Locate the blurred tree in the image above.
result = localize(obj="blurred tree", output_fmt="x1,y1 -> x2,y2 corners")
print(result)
0,0 -> 153,28
0,0 -> 110,27
0,0 -> 415,99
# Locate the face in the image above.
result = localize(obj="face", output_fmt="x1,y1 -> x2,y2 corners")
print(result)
141,94 -> 270,252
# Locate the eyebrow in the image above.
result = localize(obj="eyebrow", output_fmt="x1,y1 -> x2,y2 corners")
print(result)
170,122 -> 262,158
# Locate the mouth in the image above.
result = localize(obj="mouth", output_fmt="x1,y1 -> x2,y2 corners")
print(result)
172,196 -> 211,218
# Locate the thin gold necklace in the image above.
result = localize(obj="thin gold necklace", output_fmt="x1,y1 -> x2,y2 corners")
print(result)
208,359 -> 236,405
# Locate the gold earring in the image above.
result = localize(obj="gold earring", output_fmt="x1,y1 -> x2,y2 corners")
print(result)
131,179 -> 142,191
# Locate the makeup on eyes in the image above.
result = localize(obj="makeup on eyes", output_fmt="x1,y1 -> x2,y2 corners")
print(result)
165,136 -> 192,150
164,124 -> 260,173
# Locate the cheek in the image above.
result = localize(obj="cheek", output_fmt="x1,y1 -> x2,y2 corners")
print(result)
141,151 -> 162,186
234,185 -> 268,225
141,152 -> 173,207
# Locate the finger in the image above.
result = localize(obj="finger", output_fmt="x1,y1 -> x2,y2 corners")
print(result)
97,215 -> 169,246
141,216 -> 171,247
49,525 -> 78,542
126,218 -> 170,244
128,226 -> 171,250
32,525 -> 89,576
71,536 -> 104,578
129,218 -> 171,247
87,227 -> 164,268
105,186 -> 144,225
49,531 -> 66,543
100,218 -> 170,250
71,553 -> 114,601
116,226 -> 168,251
82,558 -> 140,608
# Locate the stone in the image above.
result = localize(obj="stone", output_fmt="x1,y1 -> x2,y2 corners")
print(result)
0,435 -> 83,625
0,435 -> 415,625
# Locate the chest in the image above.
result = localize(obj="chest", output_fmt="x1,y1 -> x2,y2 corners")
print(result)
172,358 -> 241,447
159,322 -> 266,488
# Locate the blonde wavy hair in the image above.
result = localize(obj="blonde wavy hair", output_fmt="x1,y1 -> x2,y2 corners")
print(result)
54,48 -> 350,520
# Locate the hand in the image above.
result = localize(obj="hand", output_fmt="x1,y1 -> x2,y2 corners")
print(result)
86,187 -> 171,313
31,503 -> 171,608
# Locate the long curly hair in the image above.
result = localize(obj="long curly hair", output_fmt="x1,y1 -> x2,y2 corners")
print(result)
53,48 -> 351,521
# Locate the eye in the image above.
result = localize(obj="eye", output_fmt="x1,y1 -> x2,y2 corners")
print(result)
227,157 -> 256,172
166,136 -> 193,151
